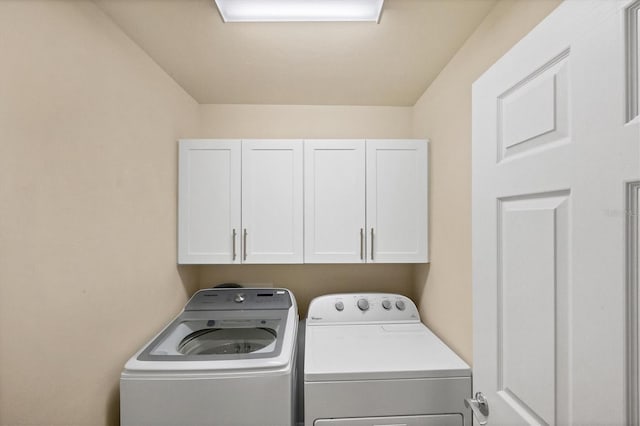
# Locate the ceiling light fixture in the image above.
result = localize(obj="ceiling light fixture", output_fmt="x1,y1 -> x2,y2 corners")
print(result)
214,0 -> 384,23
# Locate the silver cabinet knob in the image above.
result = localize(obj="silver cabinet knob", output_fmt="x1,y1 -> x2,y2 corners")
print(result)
464,392 -> 489,425
395,300 -> 406,311
335,301 -> 344,311
382,300 -> 392,310
234,293 -> 245,303
357,298 -> 369,311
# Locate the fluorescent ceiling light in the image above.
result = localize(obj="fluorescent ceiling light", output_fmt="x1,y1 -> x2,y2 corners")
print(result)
214,0 -> 384,23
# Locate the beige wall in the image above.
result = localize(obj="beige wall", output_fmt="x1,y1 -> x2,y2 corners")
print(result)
411,0 -> 561,364
199,104 -> 415,317
200,264 -> 414,319
0,1 -> 200,425
200,104 -> 413,139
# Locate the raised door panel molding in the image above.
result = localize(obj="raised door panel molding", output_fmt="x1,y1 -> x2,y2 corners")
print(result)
498,50 -> 570,161
627,1 -> 640,122
627,181 -> 640,424
366,139 -> 429,263
497,191 -> 570,425
304,140 -> 366,263
241,140 -> 304,264
178,139 -> 241,264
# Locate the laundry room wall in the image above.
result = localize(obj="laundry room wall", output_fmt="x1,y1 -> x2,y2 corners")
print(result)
198,104 -> 415,316
411,0 -> 562,364
0,1 -> 200,425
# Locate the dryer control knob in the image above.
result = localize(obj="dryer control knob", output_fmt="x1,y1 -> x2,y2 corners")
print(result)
357,298 -> 370,311
395,300 -> 406,311
234,293 -> 245,303
382,300 -> 392,310
335,301 -> 344,311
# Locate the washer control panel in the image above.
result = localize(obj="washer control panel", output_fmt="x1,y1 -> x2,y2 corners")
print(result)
307,293 -> 419,324
185,288 -> 292,311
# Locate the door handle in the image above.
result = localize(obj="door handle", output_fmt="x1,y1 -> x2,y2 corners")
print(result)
232,228 -> 237,261
370,228 -> 374,261
360,228 -> 364,260
373,424 -> 407,426
243,229 -> 248,261
464,392 -> 489,425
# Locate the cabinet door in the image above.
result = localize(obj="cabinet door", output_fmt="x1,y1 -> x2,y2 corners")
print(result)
304,140 -> 366,263
178,140 -> 241,264
366,140 -> 428,263
241,140 -> 303,264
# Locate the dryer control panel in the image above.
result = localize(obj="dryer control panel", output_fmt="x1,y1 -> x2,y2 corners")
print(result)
307,293 -> 419,324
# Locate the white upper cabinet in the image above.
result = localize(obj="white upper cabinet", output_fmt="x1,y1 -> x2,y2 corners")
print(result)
304,139 -> 429,264
178,140 -> 241,264
304,140 -> 366,263
366,140 -> 428,263
178,138 -> 427,264
241,140 -> 304,264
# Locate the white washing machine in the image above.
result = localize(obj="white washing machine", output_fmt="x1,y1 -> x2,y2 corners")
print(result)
304,293 -> 471,426
120,288 -> 298,426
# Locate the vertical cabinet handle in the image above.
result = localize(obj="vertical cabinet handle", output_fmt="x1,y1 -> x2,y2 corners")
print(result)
243,229 -> 248,261
360,228 -> 364,260
232,228 -> 237,261
370,228 -> 375,261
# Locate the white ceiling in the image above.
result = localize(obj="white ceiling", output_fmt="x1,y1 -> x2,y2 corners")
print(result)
95,0 -> 496,106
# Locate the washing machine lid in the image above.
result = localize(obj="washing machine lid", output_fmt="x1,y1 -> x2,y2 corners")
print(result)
304,322 -> 471,381
122,288 -> 298,373
137,310 -> 288,362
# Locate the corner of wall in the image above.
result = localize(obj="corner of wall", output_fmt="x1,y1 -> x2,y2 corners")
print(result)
408,0 -> 562,365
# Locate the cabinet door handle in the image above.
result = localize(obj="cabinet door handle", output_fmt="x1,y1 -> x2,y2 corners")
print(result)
360,228 -> 364,260
243,229 -> 248,261
232,229 -> 237,261
370,228 -> 375,261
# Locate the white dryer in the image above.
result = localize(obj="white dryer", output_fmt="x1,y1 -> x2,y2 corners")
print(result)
121,288 -> 298,426
304,293 -> 471,426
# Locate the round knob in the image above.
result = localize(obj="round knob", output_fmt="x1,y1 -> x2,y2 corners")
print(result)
382,300 -> 392,310
357,298 -> 369,311
335,301 -> 344,311
234,293 -> 245,303
395,300 -> 406,311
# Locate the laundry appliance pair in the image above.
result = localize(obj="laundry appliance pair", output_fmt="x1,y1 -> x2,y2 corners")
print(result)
120,289 -> 471,426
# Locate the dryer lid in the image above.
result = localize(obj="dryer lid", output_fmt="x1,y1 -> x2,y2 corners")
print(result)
304,323 -> 471,381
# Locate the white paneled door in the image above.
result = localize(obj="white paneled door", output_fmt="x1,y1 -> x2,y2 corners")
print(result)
472,1 -> 640,425
241,140 -> 304,264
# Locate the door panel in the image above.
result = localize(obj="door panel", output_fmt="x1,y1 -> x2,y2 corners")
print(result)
242,140 -> 303,263
366,140 -> 428,263
178,140 -> 241,264
498,51 -> 569,161
472,1 -> 639,424
497,192 -> 569,425
304,140 -> 366,263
